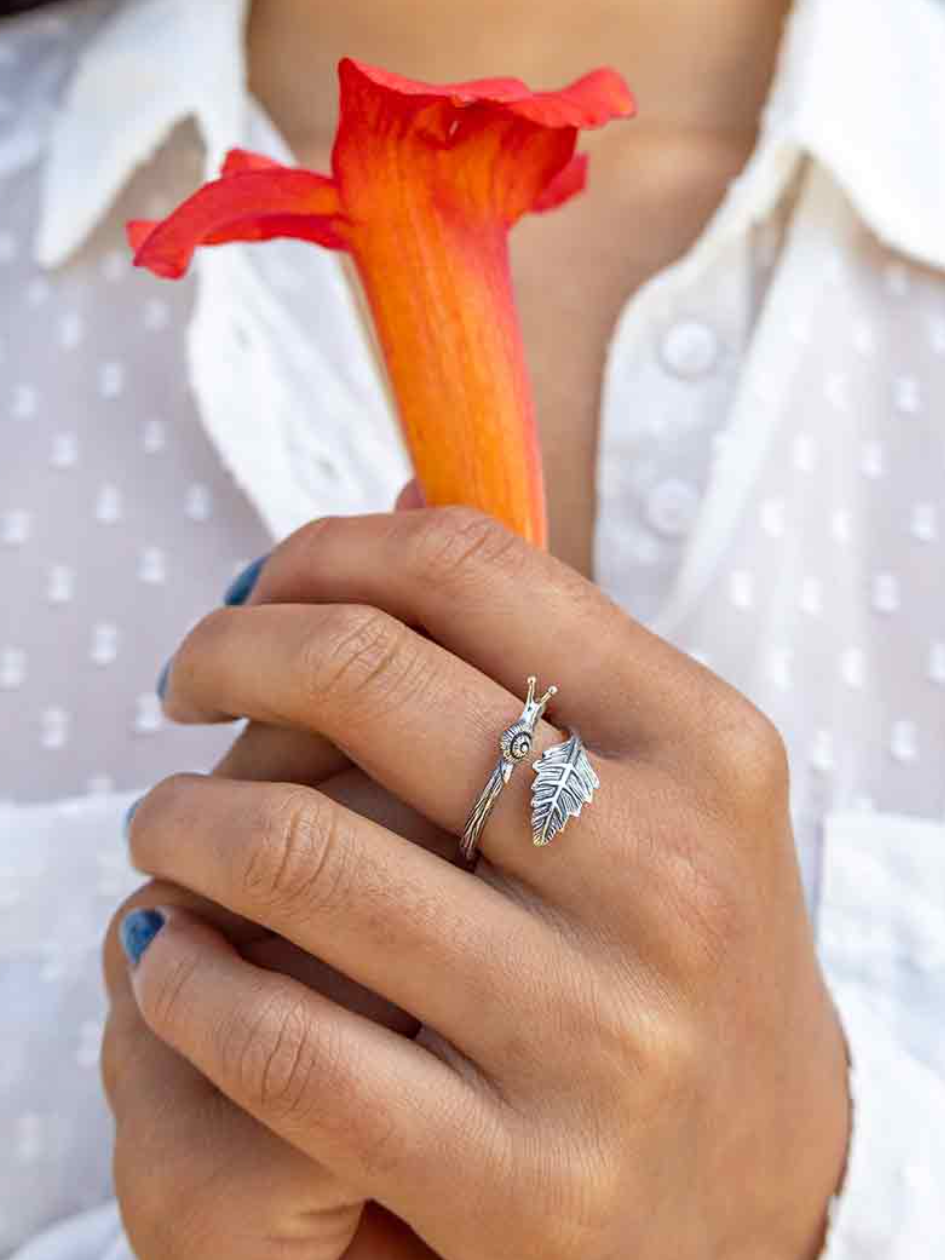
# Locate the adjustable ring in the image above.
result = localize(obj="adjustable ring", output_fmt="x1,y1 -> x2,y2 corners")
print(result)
460,676 -> 557,860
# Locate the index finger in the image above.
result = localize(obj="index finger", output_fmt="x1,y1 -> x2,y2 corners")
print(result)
250,507 -> 719,752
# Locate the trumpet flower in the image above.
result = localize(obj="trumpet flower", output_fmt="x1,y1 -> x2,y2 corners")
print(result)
128,59 -> 635,546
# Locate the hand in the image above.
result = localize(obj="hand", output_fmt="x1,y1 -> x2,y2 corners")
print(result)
118,507 -> 850,1260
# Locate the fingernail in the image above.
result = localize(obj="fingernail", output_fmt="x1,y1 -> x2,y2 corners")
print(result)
224,555 -> 267,607
156,658 -> 172,700
123,798 -> 141,840
120,908 -> 166,968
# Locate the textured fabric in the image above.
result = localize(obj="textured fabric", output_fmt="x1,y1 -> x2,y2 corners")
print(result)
1,0 -> 944,1256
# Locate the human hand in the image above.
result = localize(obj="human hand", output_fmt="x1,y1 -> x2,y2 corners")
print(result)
118,507 -> 850,1260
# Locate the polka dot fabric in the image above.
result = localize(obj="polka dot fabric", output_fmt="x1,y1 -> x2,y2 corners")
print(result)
0,107 -> 270,804
3,0 -> 945,1256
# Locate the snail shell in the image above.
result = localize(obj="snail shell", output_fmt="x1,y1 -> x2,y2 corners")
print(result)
500,720 -> 534,763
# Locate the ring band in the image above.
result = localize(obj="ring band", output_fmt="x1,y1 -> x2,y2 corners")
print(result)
460,676 -> 557,860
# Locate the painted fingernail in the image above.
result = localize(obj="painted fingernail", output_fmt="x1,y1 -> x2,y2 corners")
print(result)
123,798 -> 141,840
120,908 -> 166,968
156,658 -> 172,700
224,555 -> 267,607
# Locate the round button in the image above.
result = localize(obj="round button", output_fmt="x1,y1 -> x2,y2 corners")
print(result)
644,478 -> 701,539
659,319 -> 720,379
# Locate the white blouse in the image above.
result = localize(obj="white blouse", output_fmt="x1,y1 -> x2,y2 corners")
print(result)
2,0 -> 945,1256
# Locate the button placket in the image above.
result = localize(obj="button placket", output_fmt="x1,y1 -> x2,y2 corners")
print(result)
644,478 -> 701,539
659,318 -> 721,380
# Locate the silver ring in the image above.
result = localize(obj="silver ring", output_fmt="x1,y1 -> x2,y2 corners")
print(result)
460,676 -> 557,860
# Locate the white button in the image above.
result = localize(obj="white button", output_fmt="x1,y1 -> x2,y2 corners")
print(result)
659,320 -> 720,379
644,478 -> 701,538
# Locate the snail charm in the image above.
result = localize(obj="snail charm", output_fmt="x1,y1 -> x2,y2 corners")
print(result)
460,677 -> 557,860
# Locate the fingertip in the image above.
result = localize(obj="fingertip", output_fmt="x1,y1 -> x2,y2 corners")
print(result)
156,657 -> 172,701
224,555 -> 269,607
394,479 -> 425,512
120,907 -> 167,969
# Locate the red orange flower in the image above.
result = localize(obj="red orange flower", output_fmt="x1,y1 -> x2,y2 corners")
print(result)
129,59 -> 635,546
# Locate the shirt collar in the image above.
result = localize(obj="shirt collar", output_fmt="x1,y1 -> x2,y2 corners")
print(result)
33,0 -> 945,271
34,0 -> 251,268
766,0 -> 945,273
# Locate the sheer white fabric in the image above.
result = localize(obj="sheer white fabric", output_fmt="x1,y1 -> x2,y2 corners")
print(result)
2,0 -> 944,1256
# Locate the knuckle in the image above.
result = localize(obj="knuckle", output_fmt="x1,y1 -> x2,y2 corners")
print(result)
300,603 -> 413,720
637,791 -> 749,978
227,988 -> 319,1123
242,789 -> 352,918
629,1013 -> 702,1143
642,1010 -> 698,1096
410,506 -> 525,589
701,692 -> 790,812
137,944 -> 201,1043
349,1093 -> 407,1180
227,994 -> 407,1177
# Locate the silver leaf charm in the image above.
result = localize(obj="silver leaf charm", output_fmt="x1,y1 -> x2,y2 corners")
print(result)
530,730 -> 599,846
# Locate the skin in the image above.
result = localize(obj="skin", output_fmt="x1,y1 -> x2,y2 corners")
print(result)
102,3 -> 850,1256
104,505 -> 850,1260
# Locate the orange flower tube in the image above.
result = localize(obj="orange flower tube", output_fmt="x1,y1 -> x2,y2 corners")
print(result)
128,59 -> 635,547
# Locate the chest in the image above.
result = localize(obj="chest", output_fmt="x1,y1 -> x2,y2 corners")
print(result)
508,128 -> 756,574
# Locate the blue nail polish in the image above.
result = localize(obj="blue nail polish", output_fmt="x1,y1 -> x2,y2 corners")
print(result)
224,555 -> 267,607
156,658 -> 172,700
120,908 -> 166,968
123,798 -> 141,839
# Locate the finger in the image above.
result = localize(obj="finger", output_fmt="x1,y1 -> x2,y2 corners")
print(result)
214,721 -> 349,784
123,905 -> 492,1227
103,885 -> 220,1119
103,890 -> 361,1259
209,487 -> 427,786
129,774 -> 568,1069
160,601 -> 623,889
248,507 -> 716,751
394,479 -> 425,511
214,732 -> 463,1037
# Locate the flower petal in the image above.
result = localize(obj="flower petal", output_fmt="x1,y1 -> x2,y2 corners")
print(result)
532,153 -> 588,212
220,148 -> 286,176
332,59 -> 628,229
130,169 -> 346,278
504,68 -> 636,128
341,59 -> 635,128
341,60 -> 532,106
126,220 -> 158,252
